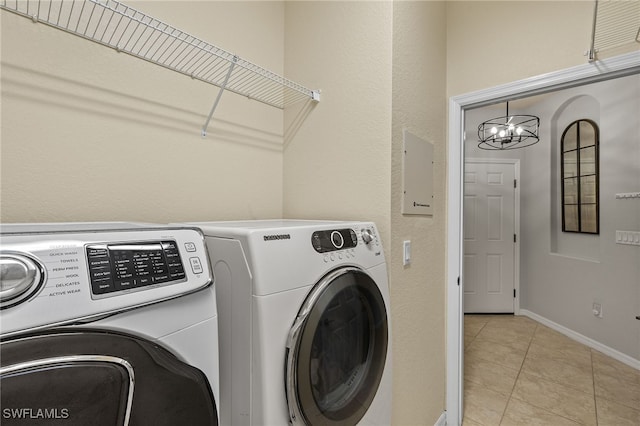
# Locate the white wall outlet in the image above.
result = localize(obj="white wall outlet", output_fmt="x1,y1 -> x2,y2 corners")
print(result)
616,230 -> 640,246
615,192 -> 640,199
592,302 -> 603,318
403,240 -> 411,266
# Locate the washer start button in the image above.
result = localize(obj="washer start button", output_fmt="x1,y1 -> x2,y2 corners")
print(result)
189,257 -> 203,274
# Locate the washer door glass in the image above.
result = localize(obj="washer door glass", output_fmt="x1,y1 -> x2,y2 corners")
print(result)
286,267 -> 388,425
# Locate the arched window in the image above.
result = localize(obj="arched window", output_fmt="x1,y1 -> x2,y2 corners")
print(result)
561,119 -> 599,234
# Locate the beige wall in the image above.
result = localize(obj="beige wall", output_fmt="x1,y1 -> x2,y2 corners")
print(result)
391,1 -> 447,424
1,1 -> 285,223
283,1 -> 393,239
446,1 -> 594,97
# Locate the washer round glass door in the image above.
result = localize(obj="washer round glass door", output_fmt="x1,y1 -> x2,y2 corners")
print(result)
285,267 -> 388,425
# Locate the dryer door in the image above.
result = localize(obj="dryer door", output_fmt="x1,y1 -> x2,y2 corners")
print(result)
285,267 -> 388,426
1,330 -> 218,426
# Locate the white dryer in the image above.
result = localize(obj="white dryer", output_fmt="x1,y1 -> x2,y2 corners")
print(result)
185,220 -> 392,426
0,223 -> 220,425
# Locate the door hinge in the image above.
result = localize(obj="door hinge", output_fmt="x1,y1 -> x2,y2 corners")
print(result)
514,179 -> 517,188
514,234 -> 517,243
457,276 -> 460,286
514,289 -> 517,298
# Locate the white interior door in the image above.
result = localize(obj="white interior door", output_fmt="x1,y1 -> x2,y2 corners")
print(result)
637,260 -> 640,356
464,160 -> 518,313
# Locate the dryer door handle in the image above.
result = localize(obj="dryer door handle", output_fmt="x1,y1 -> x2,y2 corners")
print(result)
286,317 -> 305,350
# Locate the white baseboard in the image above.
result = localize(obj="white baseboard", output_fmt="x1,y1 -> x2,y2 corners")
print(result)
434,411 -> 446,426
519,309 -> 640,371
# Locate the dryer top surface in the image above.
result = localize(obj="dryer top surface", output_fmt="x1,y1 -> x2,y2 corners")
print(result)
182,219 -> 374,235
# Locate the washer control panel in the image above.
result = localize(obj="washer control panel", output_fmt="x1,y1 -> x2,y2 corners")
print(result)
0,224 -> 212,336
87,240 -> 186,298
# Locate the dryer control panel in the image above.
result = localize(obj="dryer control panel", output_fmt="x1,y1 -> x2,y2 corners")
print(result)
0,224 -> 212,336
311,229 -> 358,253
311,224 -> 382,266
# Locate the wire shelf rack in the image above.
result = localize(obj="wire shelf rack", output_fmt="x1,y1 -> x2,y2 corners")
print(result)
588,0 -> 640,61
1,0 -> 320,134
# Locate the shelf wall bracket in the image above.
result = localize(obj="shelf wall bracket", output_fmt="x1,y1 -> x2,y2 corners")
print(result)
201,56 -> 237,137
587,0 -> 599,62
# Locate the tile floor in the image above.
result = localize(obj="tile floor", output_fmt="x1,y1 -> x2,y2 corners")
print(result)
463,314 -> 640,426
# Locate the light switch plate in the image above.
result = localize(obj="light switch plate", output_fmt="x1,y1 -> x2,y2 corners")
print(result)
403,240 -> 411,266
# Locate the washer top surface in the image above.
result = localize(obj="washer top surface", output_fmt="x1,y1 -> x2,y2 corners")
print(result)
0,222 -> 162,234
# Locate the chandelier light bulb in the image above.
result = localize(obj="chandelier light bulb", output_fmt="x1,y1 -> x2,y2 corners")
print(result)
499,129 -> 506,138
490,127 -> 498,134
516,127 -> 523,135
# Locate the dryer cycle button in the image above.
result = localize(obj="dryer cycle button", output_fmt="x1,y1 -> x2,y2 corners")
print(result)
189,257 -> 204,274
184,242 -> 197,252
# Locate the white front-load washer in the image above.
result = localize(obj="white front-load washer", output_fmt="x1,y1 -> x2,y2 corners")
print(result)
0,223 -> 220,425
183,220 -> 392,426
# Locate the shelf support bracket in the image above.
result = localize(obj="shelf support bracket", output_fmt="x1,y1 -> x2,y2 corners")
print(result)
202,56 -> 238,137
586,0 -> 599,62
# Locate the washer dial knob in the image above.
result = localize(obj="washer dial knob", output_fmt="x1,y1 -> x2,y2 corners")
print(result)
362,228 -> 374,244
330,231 -> 344,249
0,254 -> 44,308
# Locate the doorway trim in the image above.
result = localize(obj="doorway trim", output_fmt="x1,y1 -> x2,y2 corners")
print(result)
445,51 -> 640,426
464,157 -> 521,315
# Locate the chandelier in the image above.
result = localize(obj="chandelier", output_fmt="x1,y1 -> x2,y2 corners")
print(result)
477,102 -> 540,150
